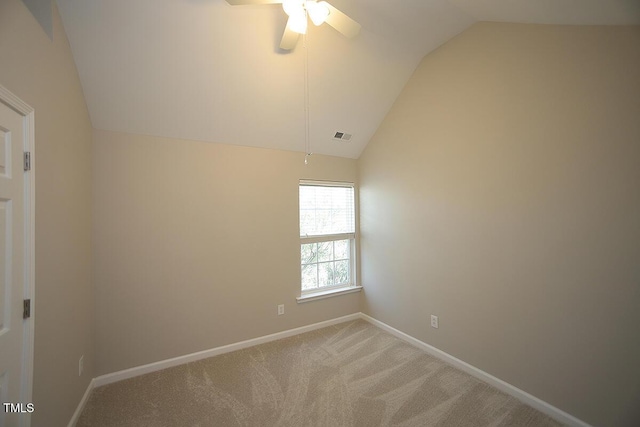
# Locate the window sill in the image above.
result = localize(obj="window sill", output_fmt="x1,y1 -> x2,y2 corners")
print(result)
296,286 -> 363,304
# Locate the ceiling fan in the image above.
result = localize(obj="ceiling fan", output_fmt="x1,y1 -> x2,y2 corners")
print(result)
225,0 -> 361,50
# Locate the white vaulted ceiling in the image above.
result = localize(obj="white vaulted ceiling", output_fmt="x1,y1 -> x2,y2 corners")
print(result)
55,0 -> 640,159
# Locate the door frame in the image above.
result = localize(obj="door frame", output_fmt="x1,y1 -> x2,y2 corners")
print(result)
0,84 -> 35,427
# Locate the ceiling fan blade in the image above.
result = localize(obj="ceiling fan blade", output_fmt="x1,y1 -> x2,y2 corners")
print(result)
322,2 -> 361,39
280,18 -> 300,50
225,0 -> 282,5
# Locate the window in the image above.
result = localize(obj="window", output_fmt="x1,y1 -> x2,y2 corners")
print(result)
299,181 -> 356,296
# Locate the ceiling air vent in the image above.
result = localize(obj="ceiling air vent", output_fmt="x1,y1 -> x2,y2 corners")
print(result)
333,132 -> 352,141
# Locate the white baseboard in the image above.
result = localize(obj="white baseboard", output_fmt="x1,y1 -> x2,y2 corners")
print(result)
67,378 -> 95,427
69,312 -> 591,427
92,313 -> 360,388
359,313 -> 592,427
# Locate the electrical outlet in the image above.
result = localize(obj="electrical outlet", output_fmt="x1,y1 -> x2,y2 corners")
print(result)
277,304 -> 285,316
430,315 -> 439,329
79,355 -> 84,376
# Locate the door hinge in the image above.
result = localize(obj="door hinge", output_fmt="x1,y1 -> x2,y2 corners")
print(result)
23,299 -> 31,319
24,152 -> 31,171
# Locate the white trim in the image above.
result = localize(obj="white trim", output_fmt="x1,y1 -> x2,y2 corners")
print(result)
0,86 -> 33,116
67,379 -> 95,427
358,313 -> 592,427
300,232 -> 355,244
92,313 -> 360,388
0,84 -> 35,427
22,97 -> 35,427
299,179 -> 354,188
297,286 -> 362,303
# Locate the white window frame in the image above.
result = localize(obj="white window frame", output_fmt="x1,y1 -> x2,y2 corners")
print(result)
298,180 -> 359,300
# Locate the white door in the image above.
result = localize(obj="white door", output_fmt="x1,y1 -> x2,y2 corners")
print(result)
0,95 -> 31,427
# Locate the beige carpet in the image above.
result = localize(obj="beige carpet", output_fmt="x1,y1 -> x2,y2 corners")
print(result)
78,320 -> 563,426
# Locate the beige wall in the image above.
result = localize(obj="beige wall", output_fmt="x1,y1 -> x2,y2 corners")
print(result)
0,1 -> 94,426
92,129 -> 360,375
358,23 -> 640,427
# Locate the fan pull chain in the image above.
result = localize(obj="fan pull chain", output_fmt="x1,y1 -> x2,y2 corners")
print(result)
303,31 -> 312,165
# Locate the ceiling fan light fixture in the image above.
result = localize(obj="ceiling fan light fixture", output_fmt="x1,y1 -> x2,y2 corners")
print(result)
306,1 -> 329,26
283,0 -> 304,17
289,11 -> 308,34
226,0 -> 360,50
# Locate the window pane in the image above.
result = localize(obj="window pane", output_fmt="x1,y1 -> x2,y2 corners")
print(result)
301,243 -> 317,264
300,211 -> 316,235
316,209 -> 332,235
317,241 -> 333,262
299,184 -> 354,236
331,209 -> 348,233
318,262 -> 334,287
334,260 -> 349,285
301,264 -> 318,291
334,239 -> 349,260
299,190 -> 316,210
317,187 -> 332,208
